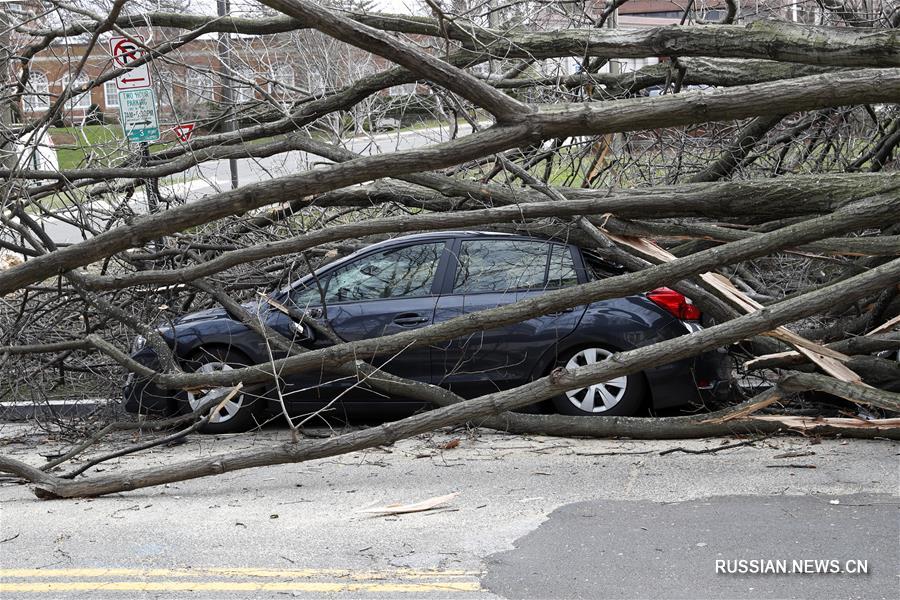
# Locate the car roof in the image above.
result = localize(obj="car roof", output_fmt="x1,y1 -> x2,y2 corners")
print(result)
284,231 -> 573,294
365,230 -> 516,249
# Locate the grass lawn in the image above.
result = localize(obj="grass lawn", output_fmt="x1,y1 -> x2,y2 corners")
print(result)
50,124 -> 167,170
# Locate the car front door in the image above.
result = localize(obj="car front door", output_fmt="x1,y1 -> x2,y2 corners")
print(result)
282,240 -> 448,402
432,238 -> 586,398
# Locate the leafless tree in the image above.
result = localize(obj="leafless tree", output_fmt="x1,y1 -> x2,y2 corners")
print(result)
0,0 -> 898,499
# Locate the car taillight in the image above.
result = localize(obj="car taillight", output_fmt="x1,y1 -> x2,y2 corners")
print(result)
647,287 -> 702,321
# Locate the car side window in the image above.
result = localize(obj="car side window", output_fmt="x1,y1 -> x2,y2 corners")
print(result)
452,240 -> 550,293
548,244 -> 579,288
291,242 -> 444,306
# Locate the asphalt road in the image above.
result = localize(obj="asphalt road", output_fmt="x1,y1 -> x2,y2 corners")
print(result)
484,494 -> 898,600
0,424 -> 897,599
189,122 -> 474,198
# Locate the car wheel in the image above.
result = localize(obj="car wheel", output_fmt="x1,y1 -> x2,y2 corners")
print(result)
552,346 -> 647,416
183,348 -> 264,434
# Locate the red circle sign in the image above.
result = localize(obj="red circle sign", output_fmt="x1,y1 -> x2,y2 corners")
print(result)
112,39 -> 143,67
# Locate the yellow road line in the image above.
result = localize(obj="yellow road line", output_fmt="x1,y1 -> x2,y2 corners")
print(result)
0,567 -> 479,579
0,581 -> 481,593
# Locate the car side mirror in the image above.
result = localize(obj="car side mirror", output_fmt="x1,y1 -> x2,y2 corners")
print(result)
292,320 -> 315,343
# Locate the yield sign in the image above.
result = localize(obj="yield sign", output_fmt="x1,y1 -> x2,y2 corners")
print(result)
109,35 -> 152,90
173,123 -> 196,142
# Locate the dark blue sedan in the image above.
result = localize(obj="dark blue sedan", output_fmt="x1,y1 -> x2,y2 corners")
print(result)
125,231 -> 730,432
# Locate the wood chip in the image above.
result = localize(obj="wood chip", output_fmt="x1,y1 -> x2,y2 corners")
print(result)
358,492 -> 459,515
773,450 -> 816,459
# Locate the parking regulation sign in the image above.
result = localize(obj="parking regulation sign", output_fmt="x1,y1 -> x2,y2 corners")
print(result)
119,88 -> 160,143
109,35 -> 152,90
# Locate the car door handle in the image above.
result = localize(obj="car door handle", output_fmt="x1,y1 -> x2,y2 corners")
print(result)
393,313 -> 429,326
548,308 -> 575,316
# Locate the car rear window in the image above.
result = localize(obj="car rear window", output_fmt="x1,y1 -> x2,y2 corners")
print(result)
583,251 -> 626,280
548,244 -> 579,288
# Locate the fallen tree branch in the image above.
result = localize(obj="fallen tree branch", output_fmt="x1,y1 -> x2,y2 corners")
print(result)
3,69 -> 900,296
659,434 -> 772,456
59,385 -> 243,479
4,258 -> 899,499
778,371 -> 900,410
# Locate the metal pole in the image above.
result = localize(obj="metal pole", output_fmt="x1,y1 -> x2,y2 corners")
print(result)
217,0 -> 239,190
0,3 -> 16,184
141,142 -> 160,213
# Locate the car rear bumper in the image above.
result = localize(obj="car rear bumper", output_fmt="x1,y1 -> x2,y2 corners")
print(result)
644,319 -> 733,410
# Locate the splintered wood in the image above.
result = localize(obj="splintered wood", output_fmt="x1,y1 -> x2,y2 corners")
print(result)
600,231 -> 865,384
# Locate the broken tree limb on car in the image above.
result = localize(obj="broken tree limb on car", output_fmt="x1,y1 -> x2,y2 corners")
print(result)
599,231 -> 865,383
3,257 -> 900,499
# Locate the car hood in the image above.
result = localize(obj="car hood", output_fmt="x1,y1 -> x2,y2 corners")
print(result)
173,300 -> 266,325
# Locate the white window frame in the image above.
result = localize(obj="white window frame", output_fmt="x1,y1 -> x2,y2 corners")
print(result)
184,71 -> 211,104
268,65 -> 295,93
232,67 -> 256,104
23,71 -> 50,112
103,80 -> 119,108
62,73 -> 91,110
307,68 -> 325,95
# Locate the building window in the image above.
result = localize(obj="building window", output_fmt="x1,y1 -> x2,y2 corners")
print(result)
104,80 -> 119,108
154,70 -> 176,111
232,67 -> 256,103
184,71 -> 212,104
387,82 -> 416,96
307,68 -> 325,95
23,71 -> 50,112
62,73 -> 91,110
268,65 -> 295,93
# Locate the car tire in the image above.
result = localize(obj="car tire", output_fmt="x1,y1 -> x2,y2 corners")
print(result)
182,347 -> 265,434
551,346 -> 647,416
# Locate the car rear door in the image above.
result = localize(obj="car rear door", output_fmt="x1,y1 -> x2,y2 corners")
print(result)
432,238 -> 586,398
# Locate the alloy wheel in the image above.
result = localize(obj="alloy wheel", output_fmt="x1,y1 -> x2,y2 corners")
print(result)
564,348 -> 628,413
186,361 -> 243,423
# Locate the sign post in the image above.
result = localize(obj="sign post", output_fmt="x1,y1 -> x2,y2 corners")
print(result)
109,35 -> 161,213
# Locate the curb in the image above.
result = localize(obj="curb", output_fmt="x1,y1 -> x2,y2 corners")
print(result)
0,399 -> 116,421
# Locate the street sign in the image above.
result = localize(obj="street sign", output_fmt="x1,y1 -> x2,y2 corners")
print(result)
110,35 -> 144,67
109,35 -> 152,90
119,89 -> 160,143
115,64 -> 152,90
173,123 -> 195,142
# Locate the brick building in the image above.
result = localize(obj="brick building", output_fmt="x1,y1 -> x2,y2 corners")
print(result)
21,34 -> 343,125
16,1 -> 878,124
